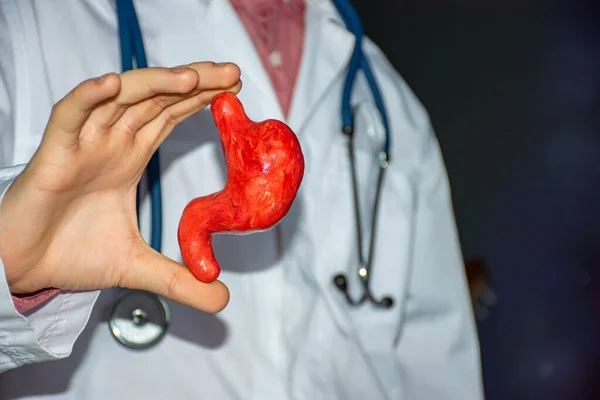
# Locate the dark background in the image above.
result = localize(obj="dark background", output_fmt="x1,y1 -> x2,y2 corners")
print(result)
352,1 -> 600,399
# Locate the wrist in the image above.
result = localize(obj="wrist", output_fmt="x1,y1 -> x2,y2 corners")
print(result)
0,177 -> 17,291
0,173 -> 32,294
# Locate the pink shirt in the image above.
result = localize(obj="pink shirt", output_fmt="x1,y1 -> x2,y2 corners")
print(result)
10,0 -> 306,314
230,0 -> 305,117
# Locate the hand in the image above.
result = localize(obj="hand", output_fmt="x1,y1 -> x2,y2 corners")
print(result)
0,62 -> 241,313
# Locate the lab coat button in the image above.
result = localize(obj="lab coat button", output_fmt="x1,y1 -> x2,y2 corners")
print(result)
109,290 -> 170,350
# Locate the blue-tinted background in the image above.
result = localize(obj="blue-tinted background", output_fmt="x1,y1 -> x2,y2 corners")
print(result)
353,1 -> 600,399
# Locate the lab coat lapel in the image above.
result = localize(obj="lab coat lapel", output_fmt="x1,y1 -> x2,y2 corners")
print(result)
199,0 -> 284,122
286,1 -> 355,134
199,0 -> 355,131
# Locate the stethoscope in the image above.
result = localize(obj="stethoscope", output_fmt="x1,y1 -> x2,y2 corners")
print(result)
109,0 -> 393,350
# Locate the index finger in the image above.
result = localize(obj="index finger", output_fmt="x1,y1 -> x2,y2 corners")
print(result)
185,62 -> 241,91
114,62 -> 240,106
113,66 -> 200,107
92,62 -> 240,130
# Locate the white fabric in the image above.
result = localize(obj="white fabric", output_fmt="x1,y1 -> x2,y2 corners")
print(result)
0,0 -> 484,399
0,167 -> 100,370
0,5 -> 100,374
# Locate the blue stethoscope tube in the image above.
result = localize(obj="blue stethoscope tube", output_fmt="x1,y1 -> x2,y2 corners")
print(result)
115,0 -> 394,310
330,0 -> 394,308
116,0 -> 162,253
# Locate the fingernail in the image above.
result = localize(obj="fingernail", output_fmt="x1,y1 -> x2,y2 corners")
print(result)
95,73 -> 108,83
171,67 -> 187,73
215,62 -> 229,67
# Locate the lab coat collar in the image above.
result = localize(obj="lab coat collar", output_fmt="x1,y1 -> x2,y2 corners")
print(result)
199,0 -> 355,134
200,0 -> 281,120
286,1 -> 356,134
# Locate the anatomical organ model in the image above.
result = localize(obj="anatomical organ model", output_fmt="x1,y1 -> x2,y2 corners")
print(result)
178,92 -> 305,283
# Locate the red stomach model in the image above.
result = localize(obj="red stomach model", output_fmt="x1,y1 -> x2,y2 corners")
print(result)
177,92 -> 305,283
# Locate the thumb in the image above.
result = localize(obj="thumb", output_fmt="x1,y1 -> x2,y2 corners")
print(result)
121,245 -> 230,314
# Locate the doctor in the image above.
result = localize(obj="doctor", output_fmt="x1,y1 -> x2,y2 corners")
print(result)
0,0 -> 483,399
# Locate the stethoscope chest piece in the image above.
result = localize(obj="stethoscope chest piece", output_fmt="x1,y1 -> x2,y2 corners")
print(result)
109,290 -> 171,350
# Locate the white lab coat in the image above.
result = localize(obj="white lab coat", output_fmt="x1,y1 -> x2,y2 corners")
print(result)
0,0 -> 484,399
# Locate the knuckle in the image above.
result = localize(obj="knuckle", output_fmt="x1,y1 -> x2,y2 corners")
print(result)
150,95 -> 167,110
110,98 -> 128,111
52,76 -> 98,116
74,78 -> 97,98
50,100 -> 63,117
161,108 -> 180,127
146,81 -> 159,96
195,93 -> 211,109
121,116 -> 143,134
135,132 -> 154,152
